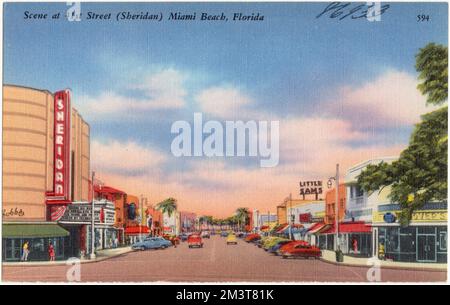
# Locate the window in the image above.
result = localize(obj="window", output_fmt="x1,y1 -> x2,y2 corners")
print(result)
439,231 -> 447,251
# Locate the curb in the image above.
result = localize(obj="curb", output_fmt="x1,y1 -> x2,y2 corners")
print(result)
2,248 -> 133,267
319,257 -> 447,272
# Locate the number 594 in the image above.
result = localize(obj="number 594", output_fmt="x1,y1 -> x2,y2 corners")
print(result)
417,14 -> 430,22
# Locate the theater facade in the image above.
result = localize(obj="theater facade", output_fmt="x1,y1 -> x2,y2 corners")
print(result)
2,84 -> 91,261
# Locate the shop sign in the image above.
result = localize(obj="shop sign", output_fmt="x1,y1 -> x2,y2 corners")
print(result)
374,210 -> 447,223
46,90 -> 71,205
3,207 -> 25,217
299,181 -> 323,196
383,212 -> 396,223
299,213 -> 312,223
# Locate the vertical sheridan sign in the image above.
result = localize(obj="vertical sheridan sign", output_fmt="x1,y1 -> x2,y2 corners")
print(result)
46,90 -> 71,210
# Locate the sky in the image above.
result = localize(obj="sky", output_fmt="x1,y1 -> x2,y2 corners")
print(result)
3,2 -> 448,217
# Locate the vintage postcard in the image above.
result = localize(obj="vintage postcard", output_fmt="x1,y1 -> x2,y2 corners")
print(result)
0,1 -> 448,289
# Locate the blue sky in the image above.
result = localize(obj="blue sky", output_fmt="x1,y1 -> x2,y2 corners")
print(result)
3,2 -> 448,216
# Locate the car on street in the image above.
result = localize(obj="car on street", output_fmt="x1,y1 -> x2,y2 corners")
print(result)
201,231 -> 211,239
131,237 -> 172,251
268,240 -> 293,254
226,233 -> 238,245
220,231 -> 229,237
279,242 -> 322,259
244,233 -> 261,243
180,233 -> 190,242
263,237 -> 291,251
188,234 -> 204,248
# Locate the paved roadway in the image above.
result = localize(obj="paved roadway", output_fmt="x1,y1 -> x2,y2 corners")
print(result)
2,236 -> 446,282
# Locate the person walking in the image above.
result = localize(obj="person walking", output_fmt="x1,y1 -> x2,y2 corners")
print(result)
21,241 -> 29,261
48,242 -> 55,261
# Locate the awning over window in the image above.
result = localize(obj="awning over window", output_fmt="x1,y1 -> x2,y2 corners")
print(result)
125,226 -> 149,235
307,223 -> 329,234
2,223 -> 70,238
321,222 -> 372,234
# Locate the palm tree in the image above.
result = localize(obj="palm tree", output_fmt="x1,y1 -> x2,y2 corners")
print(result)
235,207 -> 250,231
156,198 -> 177,234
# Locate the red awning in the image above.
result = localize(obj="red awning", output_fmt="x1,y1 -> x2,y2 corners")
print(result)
260,225 -> 269,230
125,226 -> 149,235
307,223 -> 329,234
321,222 -> 372,234
275,223 -> 289,233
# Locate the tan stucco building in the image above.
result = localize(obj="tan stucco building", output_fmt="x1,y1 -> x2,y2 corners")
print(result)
2,84 -> 90,261
3,84 -> 90,222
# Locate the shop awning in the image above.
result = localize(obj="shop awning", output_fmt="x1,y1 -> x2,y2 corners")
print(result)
275,223 -> 289,233
2,223 -> 69,238
307,223 -> 329,234
321,222 -> 372,234
278,224 -> 304,234
125,226 -> 149,235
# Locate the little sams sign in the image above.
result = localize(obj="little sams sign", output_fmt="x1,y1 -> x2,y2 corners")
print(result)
299,181 -> 323,196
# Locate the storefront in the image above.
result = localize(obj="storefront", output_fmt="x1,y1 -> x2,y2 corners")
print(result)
2,223 -> 69,261
58,200 -> 117,256
373,203 -> 447,263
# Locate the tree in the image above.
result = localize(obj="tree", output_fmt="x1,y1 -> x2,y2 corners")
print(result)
235,207 -> 250,231
155,197 -> 178,217
358,43 -> 448,226
416,43 -> 448,105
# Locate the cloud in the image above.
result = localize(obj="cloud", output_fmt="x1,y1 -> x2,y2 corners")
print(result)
91,140 -> 167,176
324,70 -> 437,128
195,86 -> 254,118
75,68 -> 187,120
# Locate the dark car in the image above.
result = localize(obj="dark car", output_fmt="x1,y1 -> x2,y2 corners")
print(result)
180,233 -> 189,242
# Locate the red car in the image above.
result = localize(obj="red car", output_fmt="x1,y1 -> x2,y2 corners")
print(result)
244,233 -> 261,242
188,234 -> 203,248
279,241 -> 321,259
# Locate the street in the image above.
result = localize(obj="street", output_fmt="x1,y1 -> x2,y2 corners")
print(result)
2,236 -> 446,282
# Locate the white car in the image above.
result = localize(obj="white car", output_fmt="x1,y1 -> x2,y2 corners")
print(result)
201,231 -> 210,238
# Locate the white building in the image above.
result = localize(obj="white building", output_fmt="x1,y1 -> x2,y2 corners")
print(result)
163,211 -> 180,235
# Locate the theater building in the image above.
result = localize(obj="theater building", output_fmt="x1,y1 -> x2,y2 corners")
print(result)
2,84 -> 90,261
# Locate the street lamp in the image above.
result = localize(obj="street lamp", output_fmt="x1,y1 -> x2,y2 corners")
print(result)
328,164 -> 340,251
90,171 -> 96,260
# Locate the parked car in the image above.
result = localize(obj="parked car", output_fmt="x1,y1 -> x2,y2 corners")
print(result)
263,237 -> 291,251
267,240 -> 292,254
226,233 -> 238,245
220,231 -> 229,237
188,234 -> 203,248
244,233 -> 261,243
201,231 -> 211,239
279,242 -> 321,259
180,233 -> 190,242
131,237 -> 172,251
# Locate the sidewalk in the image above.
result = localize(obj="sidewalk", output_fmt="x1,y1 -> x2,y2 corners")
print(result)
320,250 -> 447,272
2,246 -> 133,267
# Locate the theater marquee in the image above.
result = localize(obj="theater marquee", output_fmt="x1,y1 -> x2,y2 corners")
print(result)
46,90 -> 71,206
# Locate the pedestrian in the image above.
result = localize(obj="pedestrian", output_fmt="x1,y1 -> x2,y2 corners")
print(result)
114,237 -> 119,248
21,241 -> 29,261
48,242 -> 55,261
379,243 -> 385,260
352,237 -> 358,253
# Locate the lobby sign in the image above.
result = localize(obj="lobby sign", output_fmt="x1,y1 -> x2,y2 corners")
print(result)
46,90 -> 71,205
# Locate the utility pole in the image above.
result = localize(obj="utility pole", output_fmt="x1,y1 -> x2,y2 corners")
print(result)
335,164 -> 340,251
289,193 -> 293,240
90,171 -> 96,260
